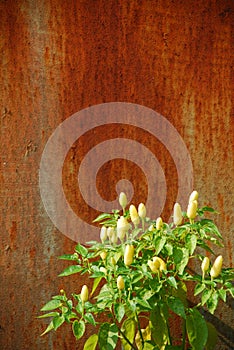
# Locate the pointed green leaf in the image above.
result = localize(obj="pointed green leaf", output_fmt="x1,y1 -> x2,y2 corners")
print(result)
91,277 -> 103,296
121,318 -> 136,350
84,334 -> 98,350
185,234 -> 197,255
186,308 -> 208,350
167,296 -> 186,319
37,311 -> 60,319
40,320 -> 54,336
58,265 -> 82,277
167,276 -> 177,289
84,313 -> 96,325
40,299 -> 62,311
72,319 -> 85,340
53,315 -> 65,330
194,283 -> 206,296
154,236 -> 166,255
98,323 -> 119,350
114,303 -> 125,323
201,289 -> 213,306
75,243 -> 88,257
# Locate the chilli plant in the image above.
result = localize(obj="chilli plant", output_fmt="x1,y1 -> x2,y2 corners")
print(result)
39,190 -> 234,350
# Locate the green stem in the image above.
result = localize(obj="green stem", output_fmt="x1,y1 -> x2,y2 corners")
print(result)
135,313 -> 144,348
118,328 -> 138,350
182,319 -> 186,350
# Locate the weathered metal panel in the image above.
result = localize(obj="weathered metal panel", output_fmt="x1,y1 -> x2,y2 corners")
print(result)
0,0 -> 233,349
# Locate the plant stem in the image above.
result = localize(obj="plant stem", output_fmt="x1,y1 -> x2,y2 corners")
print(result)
182,319 -> 186,350
118,327 -> 138,350
135,313 -> 144,348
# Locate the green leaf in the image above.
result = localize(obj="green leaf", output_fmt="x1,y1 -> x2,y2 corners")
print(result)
201,289 -> 213,306
154,236 -> 167,255
114,303 -> 125,323
206,291 -> 219,314
218,288 -> 226,302
136,298 -> 152,310
91,277 -> 103,296
167,276 -> 177,289
150,305 -> 169,348
98,323 -> 119,350
173,247 -> 189,274
58,253 -> 78,261
92,213 -> 112,223
58,265 -> 83,277
205,321 -> 218,350
84,313 -> 96,325
121,318 -> 136,350
167,296 -> 186,319
75,243 -> 88,257
37,311 -> 60,319
53,315 -> 65,330
185,234 -> 197,255
40,320 -> 54,336
72,319 -> 85,340
40,299 -> 62,311
186,308 -> 208,350
194,283 -> 206,296
84,334 -> 98,350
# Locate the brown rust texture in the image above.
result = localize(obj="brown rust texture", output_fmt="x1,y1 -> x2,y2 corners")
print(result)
0,0 -> 233,349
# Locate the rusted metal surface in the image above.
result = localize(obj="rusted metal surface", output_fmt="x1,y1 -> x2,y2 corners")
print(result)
0,0 -> 233,349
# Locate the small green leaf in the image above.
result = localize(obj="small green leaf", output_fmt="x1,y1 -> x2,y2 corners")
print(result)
40,320 -> 54,336
84,334 -> 98,350
185,234 -> 197,255
84,313 -> 96,325
201,289 -> 213,306
98,323 -> 119,350
218,288 -> 226,302
186,308 -> 208,350
168,296 -> 186,319
154,236 -> 167,255
91,277 -> 103,296
114,303 -> 125,323
194,283 -> 206,296
58,253 -> 79,261
75,243 -> 88,257
121,318 -> 136,350
72,319 -> 85,340
206,291 -> 219,314
58,265 -> 82,277
92,213 -> 112,223
40,299 -> 62,311
167,276 -> 177,289
37,311 -> 60,319
53,315 -> 65,330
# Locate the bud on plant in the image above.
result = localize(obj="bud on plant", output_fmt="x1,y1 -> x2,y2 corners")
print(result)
117,275 -> 125,290
124,244 -> 134,266
201,257 -> 210,278
138,203 -> 146,219
119,192 -> 128,209
187,200 -> 197,219
173,203 -> 183,226
148,224 -> 154,231
129,204 -> 140,227
107,226 -> 114,240
100,226 -> 108,243
117,216 -> 129,241
156,217 -> 163,230
80,285 -> 89,303
189,190 -> 199,203
210,255 -> 223,279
